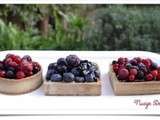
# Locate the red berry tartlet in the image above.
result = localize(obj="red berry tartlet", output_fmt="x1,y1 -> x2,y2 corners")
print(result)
109,57 -> 160,95
0,54 -> 42,94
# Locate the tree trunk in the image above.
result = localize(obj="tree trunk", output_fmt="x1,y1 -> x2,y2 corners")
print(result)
39,16 -> 49,36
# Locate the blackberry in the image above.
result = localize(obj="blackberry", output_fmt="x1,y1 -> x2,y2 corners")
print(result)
32,62 -> 41,74
50,74 -> 62,82
112,60 -> 117,65
71,67 -> 81,76
85,73 -> 96,82
57,65 -> 67,74
129,59 -> 137,66
63,72 -> 75,82
22,55 -> 32,62
66,55 -> 80,67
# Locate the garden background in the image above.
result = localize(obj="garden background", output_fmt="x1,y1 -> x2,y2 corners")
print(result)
0,4 -> 160,52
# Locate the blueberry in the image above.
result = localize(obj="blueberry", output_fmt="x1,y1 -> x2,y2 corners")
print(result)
57,65 -> 67,73
66,55 -> 80,67
6,70 -> 15,79
85,73 -> 95,82
75,77 -> 85,83
71,68 -> 81,76
57,58 -> 67,66
46,70 -> 57,80
7,67 -> 16,73
82,70 -> 91,76
50,74 -> 62,82
63,72 -> 75,82
48,63 -> 57,70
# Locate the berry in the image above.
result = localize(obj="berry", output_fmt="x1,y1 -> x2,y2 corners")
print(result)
75,77 -> 85,83
57,58 -> 67,66
94,70 -> 100,78
48,63 -> 57,70
63,72 -> 75,82
6,70 -> 15,79
129,59 -> 137,66
32,62 -> 41,74
112,60 -> 117,65
130,68 -> 138,76
112,63 -> 119,73
142,59 -> 151,68
157,73 -> 160,80
0,71 -> 6,77
118,68 -> 129,80
118,57 -> 125,64
16,71 -> 25,79
151,62 -> 158,70
137,71 -> 144,80
22,55 -> 32,62
57,65 -> 67,73
146,74 -> 153,81
125,63 -> 132,69
71,67 -> 81,76
151,70 -> 158,77
66,55 -> 80,67
128,75 -> 135,81
0,61 -> 4,70
50,74 -> 62,82
85,73 -> 96,82
134,57 -> 142,63
46,70 -> 57,80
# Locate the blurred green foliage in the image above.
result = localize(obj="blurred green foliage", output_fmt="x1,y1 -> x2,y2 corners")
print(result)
0,5 -> 160,52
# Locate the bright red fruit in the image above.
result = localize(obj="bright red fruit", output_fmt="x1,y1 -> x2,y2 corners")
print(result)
0,71 -> 6,77
151,70 -> 158,77
146,74 -> 153,81
16,71 -> 25,79
142,59 -> 151,68
130,68 -> 138,76
129,75 -> 135,81
118,68 -> 129,80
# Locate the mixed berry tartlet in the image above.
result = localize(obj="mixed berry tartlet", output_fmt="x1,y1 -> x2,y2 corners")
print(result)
109,57 -> 160,95
44,55 -> 101,96
0,54 -> 42,94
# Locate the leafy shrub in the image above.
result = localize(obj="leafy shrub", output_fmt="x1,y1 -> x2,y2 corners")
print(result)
84,5 -> 160,52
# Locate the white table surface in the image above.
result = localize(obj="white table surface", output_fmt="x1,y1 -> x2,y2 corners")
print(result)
0,50 -> 160,115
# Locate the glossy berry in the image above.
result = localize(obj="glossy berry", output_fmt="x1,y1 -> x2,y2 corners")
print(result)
32,62 -> 41,74
146,74 -> 153,81
85,73 -> 96,82
22,55 -> 32,62
57,58 -> 67,66
112,60 -> 117,65
63,72 -> 75,82
71,67 -> 80,76
137,71 -> 144,80
50,74 -> 62,82
48,63 -> 57,70
118,68 -> 129,80
6,70 -> 15,79
151,70 -> 158,77
129,69 -> 138,76
0,71 -> 6,77
142,59 -> 151,68
128,75 -> 135,81
16,71 -> 25,79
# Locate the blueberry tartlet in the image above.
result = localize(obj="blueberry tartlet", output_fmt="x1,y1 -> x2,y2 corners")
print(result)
44,55 -> 101,96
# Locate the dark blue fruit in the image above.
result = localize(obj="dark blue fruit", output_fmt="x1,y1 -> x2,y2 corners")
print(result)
57,65 -> 67,73
63,72 -> 75,82
46,70 -> 57,80
48,63 -> 57,70
85,73 -> 95,82
71,68 -> 80,76
6,70 -> 15,79
66,55 -> 80,67
75,77 -> 85,83
50,74 -> 62,82
57,58 -> 67,66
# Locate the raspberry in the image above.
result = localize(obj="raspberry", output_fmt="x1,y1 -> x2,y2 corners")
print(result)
129,68 -> 138,76
142,59 -> 151,69
128,75 -> 135,81
146,74 -> 153,81
0,71 -> 6,77
118,68 -> 129,80
151,70 -> 158,77
32,62 -> 41,74
16,71 -> 25,79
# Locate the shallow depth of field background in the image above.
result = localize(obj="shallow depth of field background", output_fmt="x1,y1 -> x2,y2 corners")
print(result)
0,5 -> 160,52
